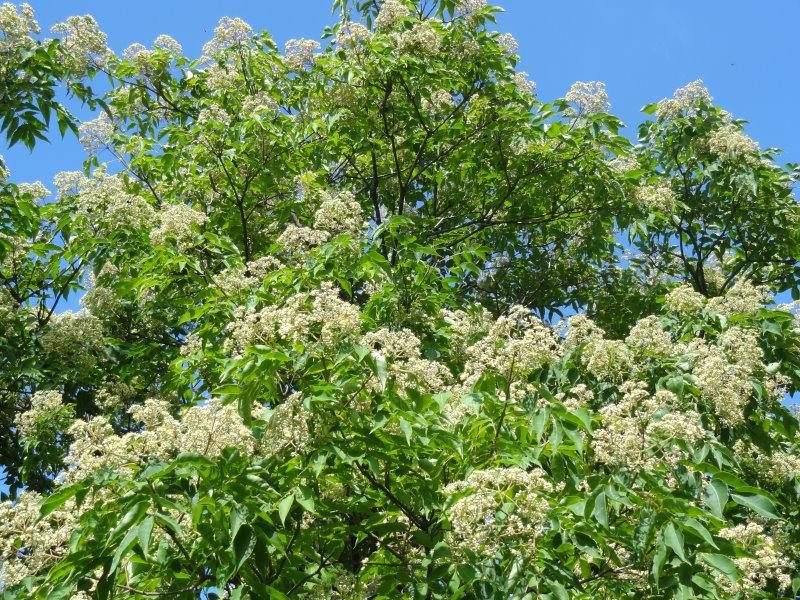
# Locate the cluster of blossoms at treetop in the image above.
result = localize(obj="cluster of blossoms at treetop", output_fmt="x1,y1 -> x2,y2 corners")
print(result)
1,1 -> 799,598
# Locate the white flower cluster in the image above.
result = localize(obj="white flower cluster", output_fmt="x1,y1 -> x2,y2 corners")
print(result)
242,91 -> 279,115
706,125 -> 760,164
361,327 -> 451,397
50,14 -> 111,73
593,381 -> 704,471
656,79 -> 712,120
706,279 -> 770,317
261,393 -> 314,457
225,281 -> 361,354
715,522 -> 792,596
625,315 -> 672,356
0,491 -> 76,588
0,2 -> 38,53
566,316 -> 634,382
15,390 -> 70,440
17,181 -> 49,199
444,467 -> 557,558
460,305 -> 560,388
335,22 -> 372,48
153,34 -> 182,56
421,89 -> 454,114
374,0 -> 410,32
0,154 -> 8,181
495,32 -> 518,56
634,182 -> 676,214
40,310 -> 104,371
556,383 -> 595,412
78,112 -> 114,155
512,71 -> 536,97
62,398 -> 254,485
284,38 -> 321,70
215,255 -> 283,295
276,224 -> 329,254
609,154 -> 639,173
313,190 -> 368,238
149,203 -> 209,249
565,81 -> 610,115
202,16 -> 252,55
689,329 -> 763,426
665,284 -> 706,315
455,0 -> 487,18
395,21 -> 441,55
54,169 -> 155,233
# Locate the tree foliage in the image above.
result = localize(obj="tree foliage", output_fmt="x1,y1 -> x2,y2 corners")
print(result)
1,0 -> 800,598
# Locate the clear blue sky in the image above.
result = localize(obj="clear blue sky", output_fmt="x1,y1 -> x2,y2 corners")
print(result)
1,1 -> 799,492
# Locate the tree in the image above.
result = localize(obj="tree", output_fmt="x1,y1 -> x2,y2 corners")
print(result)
1,0 -> 800,597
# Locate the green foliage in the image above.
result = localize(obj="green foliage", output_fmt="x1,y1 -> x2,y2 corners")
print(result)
1,1 -> 800,598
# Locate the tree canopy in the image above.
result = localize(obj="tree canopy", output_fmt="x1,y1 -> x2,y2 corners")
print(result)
1,0 -> 800,598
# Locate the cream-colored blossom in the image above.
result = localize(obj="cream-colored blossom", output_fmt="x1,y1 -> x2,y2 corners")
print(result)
656,79 -> 712,119
149,203 -> 208,248
284,38 -> 320,70
0,3 -> 38,53
374,0 -> 410,31
625,315 -> 672,355
41,310 -> 104,371
665,284 -> 706,315
634,182 -> 676,213
444,467 -> 557,558
202,16 -> 252,55
565,81 -> 610,115
51,14 -> 111,73
714,523 -> 793,596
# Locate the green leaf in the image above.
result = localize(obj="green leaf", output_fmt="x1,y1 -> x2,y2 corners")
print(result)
591,492 -> 608,527
232,524 -> 254,573
730,493 -> 780,520
138,516 -> 154,560
110,527 -> 139,573
700,553 -> 737,583
664,522 -> 687,562
704,479 -> 728,518
278,494 -> 294,525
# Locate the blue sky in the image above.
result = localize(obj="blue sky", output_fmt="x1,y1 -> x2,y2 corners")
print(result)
1,1 -> 799,492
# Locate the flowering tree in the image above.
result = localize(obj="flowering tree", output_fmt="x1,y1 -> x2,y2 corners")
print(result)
2,0 -> 800,598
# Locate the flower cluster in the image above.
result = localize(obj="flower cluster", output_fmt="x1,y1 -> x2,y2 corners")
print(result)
565,81 -> 610,115
225,281 -> 361,354
335,22 -> 372,48
512,71 -> 535,96
706,279 -> 770,317
634,182 -> 676,214
0,492 -> 76,588
496,32 -> 518,56
455,0 -> 487,18
215,255 -> 283,295
54,169 -> 155,233
592,381 -> 704,471
664,284 -> 706,315
153,34 -> 182,56
149,203 -> 209,249
78,112 -> 115,155
656,79 -> 712,119
460,305 -> 560,388
276,224 -> 328,254
374,0 -> 410,32
715,523 -> 792,596
361,327 -> 452,396
0,2 -> 38,53
689,332 -> 761,426
40,310 -> 105,372
50,14 -> 111,73
395,21 -> 441,55
260,393 -> 314,457
284,38 -> 320,70
705,124 -> 761,164
202,16 -> 252,55
15,390 -> 72,441
313,190 -> 368,238
625,315 -> 672,356
444,467 -> 557,558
